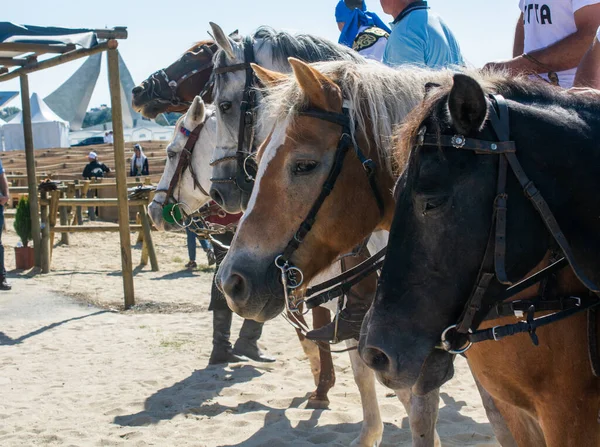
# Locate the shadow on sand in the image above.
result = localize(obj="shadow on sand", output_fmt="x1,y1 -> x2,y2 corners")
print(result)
0,310 -> 110,346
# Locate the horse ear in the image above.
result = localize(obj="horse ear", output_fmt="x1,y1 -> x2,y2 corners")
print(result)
186,96 -> 205,127
210,22 -> 235,59
251,63 -> 287,89
288,57 -> 341,111
447,74 -> 488,135
424,82 -> 441,98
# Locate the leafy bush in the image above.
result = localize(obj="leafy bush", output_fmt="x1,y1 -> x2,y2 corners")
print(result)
13,196 -> 32,247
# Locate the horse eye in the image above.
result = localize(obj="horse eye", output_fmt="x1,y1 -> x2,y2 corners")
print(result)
292,160 -> 319,175
219,101 -> 232,113
167,150 -> 177,160
421,195 -> 449,215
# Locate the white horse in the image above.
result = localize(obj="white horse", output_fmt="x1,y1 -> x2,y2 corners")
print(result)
208,23 -> 516,447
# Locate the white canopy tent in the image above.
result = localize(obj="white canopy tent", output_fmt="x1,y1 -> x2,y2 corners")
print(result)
3,92 -> 69,150
0,116 -> 5,151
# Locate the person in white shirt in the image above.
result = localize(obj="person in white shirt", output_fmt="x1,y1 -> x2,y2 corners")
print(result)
573,25 -> 600,87
485,1 -> 600,89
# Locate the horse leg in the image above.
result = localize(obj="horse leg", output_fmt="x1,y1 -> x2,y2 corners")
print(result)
346,339 -> 383,447
395,388 -> 441,447
294,324 -> 321,386
306,306 -> 336,409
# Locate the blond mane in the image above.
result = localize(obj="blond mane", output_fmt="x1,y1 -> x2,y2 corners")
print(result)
261,62 -> 510,173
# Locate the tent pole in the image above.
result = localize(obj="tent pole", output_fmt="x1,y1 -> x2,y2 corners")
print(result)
107,48 -> 135,309
19,74 -> 42,267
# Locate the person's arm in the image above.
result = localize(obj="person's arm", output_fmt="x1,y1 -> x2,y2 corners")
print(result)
103,164 -> 111,174
0,173 -> 9,206
485,4 -> 600,74
143,159 -> 149,176
574,30 -> 600,87
513,13 -> 524,57
82,165 -> 90,179
384,22 -> 426,67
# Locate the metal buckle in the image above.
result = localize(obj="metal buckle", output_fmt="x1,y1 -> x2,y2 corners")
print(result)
492,325 -> 502,341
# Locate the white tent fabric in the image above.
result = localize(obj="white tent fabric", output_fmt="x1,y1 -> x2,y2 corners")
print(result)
0,117 -> 5,151
3,93 -> 70,151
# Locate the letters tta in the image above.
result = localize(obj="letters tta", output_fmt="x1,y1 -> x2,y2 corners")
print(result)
523,3 -> 553,25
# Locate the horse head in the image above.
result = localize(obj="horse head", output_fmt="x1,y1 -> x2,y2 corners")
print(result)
216,59 -> 396,322
132,40 -> 216,119
149,96 -> 216,230
358,73 -> 600,394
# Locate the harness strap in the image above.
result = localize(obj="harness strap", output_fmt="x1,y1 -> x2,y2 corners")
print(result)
483,296 -> 583,320
504,151 -> 600,293
165,123 -> 207,201
470,294 -> 599,343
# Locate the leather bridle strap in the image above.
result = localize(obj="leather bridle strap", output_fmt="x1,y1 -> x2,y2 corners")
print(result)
278,107 -> 385,265
210,36 -> 258,193
305,247 -> 386,309
161,122 -> 208,202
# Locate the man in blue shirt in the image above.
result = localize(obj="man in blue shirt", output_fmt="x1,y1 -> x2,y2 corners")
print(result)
0,160 -> 11,290
381,0 -> 464,68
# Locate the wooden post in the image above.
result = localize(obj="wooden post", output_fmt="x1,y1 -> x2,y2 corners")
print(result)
59,191 -> 69,245
139,204 -> 158,271
40,191 -> 50,273
48,190 -> 60,261
107,47 -> 135,308
20,74 -> 42,267
74,180 -> 83,225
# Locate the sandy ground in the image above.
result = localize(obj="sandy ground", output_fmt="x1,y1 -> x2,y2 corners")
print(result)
0,223 -> 499,446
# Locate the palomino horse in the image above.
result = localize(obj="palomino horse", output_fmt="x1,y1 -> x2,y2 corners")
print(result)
131,39 -> 216,119
360,73 -> 600,445
215,59 -> 513,446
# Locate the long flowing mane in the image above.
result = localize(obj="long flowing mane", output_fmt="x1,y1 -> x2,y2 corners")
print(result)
213,26 -> 365,93
395,73 -> 600,168
261,61 -> 461,173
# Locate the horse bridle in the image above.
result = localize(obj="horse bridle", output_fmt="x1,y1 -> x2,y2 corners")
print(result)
143,43 -> 217,107
154,122 -> 209,218
415,94 -> 600,363
209,36 -> 259,194
273,104 -> 386,323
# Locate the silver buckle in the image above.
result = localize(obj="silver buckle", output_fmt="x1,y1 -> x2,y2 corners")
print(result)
492,325 -> 502,341
451,134 -> 466,149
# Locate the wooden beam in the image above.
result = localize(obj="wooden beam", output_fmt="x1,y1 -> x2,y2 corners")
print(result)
0,57 -> 29,67
0,41 -> 116,83
107,47 -> 135,309
0,42 -> 76,55
20,74 -> 42,267
51,225 -> 144,233
39,198 -> 148,207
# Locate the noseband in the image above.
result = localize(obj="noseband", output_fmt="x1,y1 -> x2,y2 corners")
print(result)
210,36 -> 259,194
419,94 -> 599,366
141,43 -> 216,107
273,104 -> 386,319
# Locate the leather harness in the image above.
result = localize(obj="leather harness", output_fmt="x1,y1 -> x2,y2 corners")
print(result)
415,94 -> 599,375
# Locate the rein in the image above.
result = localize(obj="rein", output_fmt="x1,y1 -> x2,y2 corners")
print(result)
417,94 -> 600,362
273,105 -> 386,335
210,36 -> 259,194
142,43 -> 216,107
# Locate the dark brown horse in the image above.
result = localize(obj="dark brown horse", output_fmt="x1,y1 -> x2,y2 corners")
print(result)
361,73 -> 600,446
132,39 -> 216,119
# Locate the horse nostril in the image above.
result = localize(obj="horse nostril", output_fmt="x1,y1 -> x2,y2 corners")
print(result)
132,86 -> 144,95
210,188 -> 224,207
361,346 -> 392,372
222,273 -> 249,304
